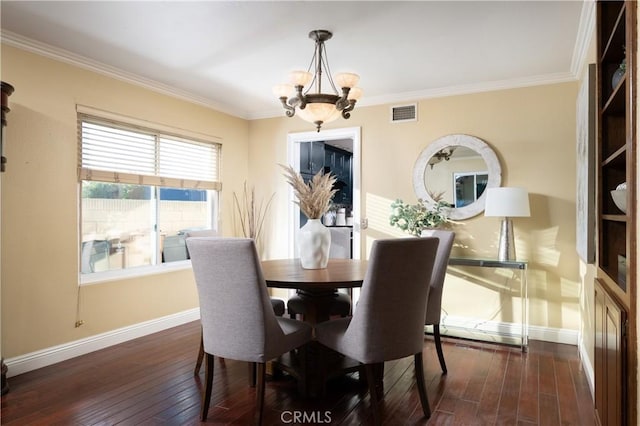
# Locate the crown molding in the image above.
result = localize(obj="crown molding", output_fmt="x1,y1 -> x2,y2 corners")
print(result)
3,29 -> 583,123
570,0 -> 596,77
1,30 -> 249,119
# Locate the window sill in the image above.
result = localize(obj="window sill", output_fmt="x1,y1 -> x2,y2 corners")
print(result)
80,260 -> 193,286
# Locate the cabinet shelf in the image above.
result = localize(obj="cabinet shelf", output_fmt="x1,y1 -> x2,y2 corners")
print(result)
602,214 -> 628,222
600,3 -> 626,63
602,77 -> 626,114
602,145 -> 627,166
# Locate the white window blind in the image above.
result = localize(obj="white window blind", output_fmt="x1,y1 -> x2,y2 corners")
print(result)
78,116 -> 221,190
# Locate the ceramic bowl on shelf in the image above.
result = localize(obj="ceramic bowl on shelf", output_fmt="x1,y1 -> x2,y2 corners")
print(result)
610,188 -> 627,213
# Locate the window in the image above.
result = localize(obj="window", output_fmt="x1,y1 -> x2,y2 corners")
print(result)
78,114 -> 221,280
453,171 -> 488,208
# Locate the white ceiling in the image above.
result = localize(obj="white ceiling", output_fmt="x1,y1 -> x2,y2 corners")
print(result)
1,1 -> 592,121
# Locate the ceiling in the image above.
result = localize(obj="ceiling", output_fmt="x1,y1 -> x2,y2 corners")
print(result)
1,1 -> 592,121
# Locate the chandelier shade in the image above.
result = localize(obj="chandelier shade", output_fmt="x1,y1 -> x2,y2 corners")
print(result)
297,103 -> 341,125
274,30 -> 361,132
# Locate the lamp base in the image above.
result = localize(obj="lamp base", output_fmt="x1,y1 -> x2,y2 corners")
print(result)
498,217 -> 516,261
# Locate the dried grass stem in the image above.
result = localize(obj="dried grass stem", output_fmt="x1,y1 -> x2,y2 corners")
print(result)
281,164 -> 337,219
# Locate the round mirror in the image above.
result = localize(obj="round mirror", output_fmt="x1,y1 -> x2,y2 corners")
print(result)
413,134 -> 501,220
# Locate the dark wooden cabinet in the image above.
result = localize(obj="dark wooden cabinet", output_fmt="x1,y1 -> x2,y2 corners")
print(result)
595,1 -> 636,424
595,279 -> 627,425
299,141 -> 325,175
324,145 -> 352,205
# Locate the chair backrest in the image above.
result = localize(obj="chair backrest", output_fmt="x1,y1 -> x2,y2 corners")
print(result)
186,237 -> 284,362
184,229 -> 218,238
184,229 -> 218,259
81,240 -> 110,273
343,237 -> 439,364
329,227 -> 351,259
421,230 -> 455,325
162,235 -> 188,262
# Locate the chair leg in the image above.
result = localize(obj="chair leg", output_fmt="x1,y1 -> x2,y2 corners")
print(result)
249,362 -> 257,387
364,364 -> 382,426
373,362 -> 384,400
433,324 -> 447,374
255,362 -> 266,425
414,352 -> 431,419
200,353 -> 215,421
194,331 -> 204,375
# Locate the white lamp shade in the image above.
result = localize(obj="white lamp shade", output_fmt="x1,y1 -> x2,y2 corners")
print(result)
484,187 -> 530,217
272,83 -> 293,98
289,70 -> 313,87
297,103 -> 341,124
347,86 -> 363,101
334,72 -> 360,88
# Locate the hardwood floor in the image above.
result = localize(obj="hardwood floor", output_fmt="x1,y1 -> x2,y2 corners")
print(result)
1,320 -> 595,425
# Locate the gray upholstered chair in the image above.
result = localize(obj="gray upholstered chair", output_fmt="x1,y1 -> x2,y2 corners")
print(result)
186,230 -> 286,375
421,229 -> 455,374
187,237 -> 312,423
314,237 -> 439,425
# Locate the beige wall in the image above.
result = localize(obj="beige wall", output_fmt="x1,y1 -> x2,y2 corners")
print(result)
0,45 -> 250,357
251,82 -> 581,333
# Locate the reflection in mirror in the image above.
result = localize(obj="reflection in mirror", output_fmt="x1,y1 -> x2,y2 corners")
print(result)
454,172 -> 488,207
413,134 -> 501,220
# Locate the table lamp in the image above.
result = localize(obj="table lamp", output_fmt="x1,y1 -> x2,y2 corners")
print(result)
484,187 -> 530,261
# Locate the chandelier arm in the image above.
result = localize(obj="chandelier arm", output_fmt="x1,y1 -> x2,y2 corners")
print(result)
335,87 -> 351,110
295,85 -> 307,109
341,100 -> 357,119
279,97 -> 296,117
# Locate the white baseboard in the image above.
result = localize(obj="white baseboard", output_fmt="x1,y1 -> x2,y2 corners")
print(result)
528,324 -> 579,345
5,308 -> 200,377
6,310 -> 579,378
442,315 -> 579,345
578,337 -> 596,400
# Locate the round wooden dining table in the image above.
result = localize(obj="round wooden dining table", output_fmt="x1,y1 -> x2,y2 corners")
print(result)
261,258 -> 368,324
261,258 -> 368,396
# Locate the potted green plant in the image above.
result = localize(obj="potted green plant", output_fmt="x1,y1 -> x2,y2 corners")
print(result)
389,196 -> 449,237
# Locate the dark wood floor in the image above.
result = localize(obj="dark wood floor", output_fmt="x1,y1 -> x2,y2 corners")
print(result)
1,320 -> 595,425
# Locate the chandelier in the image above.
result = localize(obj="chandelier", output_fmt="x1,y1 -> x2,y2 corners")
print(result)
273,30 -> 362,132
428,147 -> 456,169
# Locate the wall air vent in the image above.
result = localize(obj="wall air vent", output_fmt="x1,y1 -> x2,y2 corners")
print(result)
391,104 -> 417,123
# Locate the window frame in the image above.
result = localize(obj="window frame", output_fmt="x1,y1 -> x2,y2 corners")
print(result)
77,106 -> 222,285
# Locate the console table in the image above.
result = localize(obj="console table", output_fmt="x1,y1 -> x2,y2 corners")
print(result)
446,257 -> 528,352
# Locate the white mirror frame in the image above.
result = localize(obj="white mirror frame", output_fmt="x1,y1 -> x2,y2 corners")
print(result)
413,134 -> 502,220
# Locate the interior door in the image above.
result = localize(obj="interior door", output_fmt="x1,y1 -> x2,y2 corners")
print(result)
287,127 -> 362,261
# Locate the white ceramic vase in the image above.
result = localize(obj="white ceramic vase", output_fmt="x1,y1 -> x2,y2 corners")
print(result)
299,218 -> 331,269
